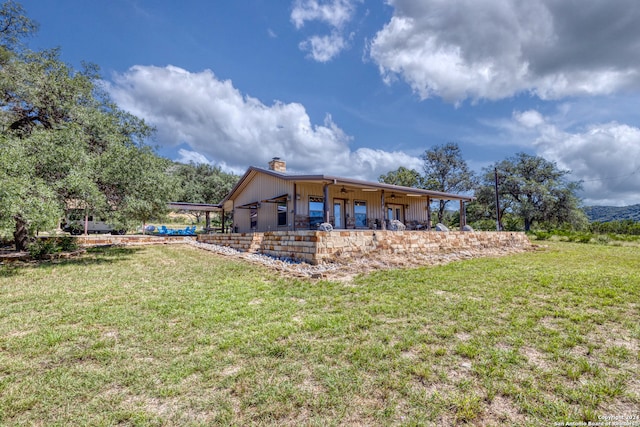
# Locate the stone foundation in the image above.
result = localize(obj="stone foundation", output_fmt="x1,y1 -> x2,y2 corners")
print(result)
198,231 -> 531,265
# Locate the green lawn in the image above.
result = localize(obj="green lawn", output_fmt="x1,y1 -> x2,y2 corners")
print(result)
0,242 -> 638,426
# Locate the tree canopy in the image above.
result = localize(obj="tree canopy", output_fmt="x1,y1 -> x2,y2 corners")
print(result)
474,153 -> 585,231
0,2 -> 176,249
173,162 -> 238,205
0,0 -> 37,51
378,166 -> 423,188
421,142 -> 476,223
171,162 -> 239,223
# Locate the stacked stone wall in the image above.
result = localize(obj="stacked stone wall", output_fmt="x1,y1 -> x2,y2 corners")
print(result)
73,235 -> 193,246
198,231 -> 531,265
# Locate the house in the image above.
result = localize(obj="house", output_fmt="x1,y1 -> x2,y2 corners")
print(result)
220,158 -> 474,233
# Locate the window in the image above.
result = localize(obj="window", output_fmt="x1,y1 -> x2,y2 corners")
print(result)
277,201 -> 287,226
309,196 -> 324,228
354,201 -> 367,227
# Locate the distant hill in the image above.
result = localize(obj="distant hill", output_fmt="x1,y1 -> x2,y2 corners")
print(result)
583,204 -> 640,222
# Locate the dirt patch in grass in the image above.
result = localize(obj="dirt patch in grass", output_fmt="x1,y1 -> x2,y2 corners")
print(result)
522,346 -> 551,371
482,394 -> 527,426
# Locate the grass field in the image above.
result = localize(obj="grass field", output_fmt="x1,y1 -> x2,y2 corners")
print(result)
0,242 -> 638,426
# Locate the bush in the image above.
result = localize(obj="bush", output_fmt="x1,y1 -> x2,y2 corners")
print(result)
470,219 -> 498,231
576,233 -> 593,244
27,237 -> 79,259
58,236 -> 78,252
532,231 -> 551,241
28,239 -> 59,260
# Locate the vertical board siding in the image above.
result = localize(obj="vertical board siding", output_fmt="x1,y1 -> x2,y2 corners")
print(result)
232,173 -> 293,232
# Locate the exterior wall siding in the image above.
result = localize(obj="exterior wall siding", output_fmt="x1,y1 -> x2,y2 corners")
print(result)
199,231 -> 531,265
232,174 -> 294,232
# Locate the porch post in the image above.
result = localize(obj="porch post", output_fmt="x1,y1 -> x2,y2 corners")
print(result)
381,190 -> 386,230
460,200 -> 466,228
323,183 -> 330,224
426,196 -> 431,230
221,209 -> 225,233
293,183 -> 297,231
205,211 -> 210,231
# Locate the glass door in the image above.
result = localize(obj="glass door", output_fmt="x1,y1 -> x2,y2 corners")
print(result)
333,200 -> 346,229
387,204 -> 404,223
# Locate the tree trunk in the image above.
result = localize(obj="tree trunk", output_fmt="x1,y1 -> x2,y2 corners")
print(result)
524,217 -> 532,232
13,215 -> 29,252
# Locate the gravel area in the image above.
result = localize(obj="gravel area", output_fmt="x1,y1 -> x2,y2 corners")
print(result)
189,241 -> 343,278
189,240 -> 533,281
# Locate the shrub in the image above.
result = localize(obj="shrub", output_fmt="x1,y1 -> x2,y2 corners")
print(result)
532,231 -> 551,241
27,237 -> 79,259
576,233 -> 593,244
28,239 -> 59,260
58,236 -> 79,252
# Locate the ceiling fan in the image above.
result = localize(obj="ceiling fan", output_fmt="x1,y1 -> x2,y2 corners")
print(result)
340,186 -> 355,194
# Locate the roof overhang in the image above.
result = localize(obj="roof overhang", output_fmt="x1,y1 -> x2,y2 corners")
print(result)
167,202 -> 223,212
261,193 -> 289,203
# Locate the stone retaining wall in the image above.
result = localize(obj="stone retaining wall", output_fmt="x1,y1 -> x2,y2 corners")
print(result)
198,231 -> 531,264
63,235 -> 193,247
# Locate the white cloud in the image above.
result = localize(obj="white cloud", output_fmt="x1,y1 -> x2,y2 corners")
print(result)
108,65 -> 421,180
369,0 -> 640,103
291,0 -> 356,29
514,110 -> 545,129
535,123 -> 640,206
299,31 -> 347,62
291,0 -> 361,61
503,109 -> 640,206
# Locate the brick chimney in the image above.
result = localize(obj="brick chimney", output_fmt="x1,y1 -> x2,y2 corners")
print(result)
268,157 -> 286,173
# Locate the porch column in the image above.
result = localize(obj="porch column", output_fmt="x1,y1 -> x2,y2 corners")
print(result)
381,190 -> 386,230
205,211 -> 210,231
293,183 -> 297,231
459,200 -> 466,228
426,196 -> 431,230
323,183 -> 330,224
221,209 -> 226,233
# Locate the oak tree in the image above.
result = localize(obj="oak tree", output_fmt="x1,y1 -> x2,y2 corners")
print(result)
475,153 -> 584,231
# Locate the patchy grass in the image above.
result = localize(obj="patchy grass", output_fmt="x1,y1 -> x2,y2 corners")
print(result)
0,242 -> 638,426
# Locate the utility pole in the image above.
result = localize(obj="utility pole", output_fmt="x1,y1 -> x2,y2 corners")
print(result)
494,168 -> 501,231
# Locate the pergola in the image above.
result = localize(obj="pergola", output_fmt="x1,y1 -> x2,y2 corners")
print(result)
166,202 -> 224,232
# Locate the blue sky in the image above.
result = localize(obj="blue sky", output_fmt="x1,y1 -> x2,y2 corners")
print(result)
21,0 -> 640,206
